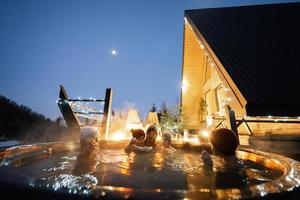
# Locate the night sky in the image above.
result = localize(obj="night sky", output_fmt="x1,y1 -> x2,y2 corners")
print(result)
0,0 -> 298,120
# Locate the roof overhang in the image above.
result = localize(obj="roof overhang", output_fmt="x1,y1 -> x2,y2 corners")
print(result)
184,14 -> 247,112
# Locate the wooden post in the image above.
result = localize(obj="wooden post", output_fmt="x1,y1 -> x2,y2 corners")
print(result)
101,88 -> 113,139
225,105 -> 240,144
57,85 -> 81,131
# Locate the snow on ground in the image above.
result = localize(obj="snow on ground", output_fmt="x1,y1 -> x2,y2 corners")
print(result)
0,140 -> 21,149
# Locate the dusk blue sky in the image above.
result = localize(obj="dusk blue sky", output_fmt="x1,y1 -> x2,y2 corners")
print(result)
0,0 -> 298,120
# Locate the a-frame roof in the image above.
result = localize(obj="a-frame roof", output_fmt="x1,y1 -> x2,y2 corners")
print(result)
185,3 -> 300,116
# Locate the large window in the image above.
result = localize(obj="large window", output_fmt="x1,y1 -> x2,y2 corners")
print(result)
205,89 -> 218,115
216,85 -> 226,116
204,55 -> 211,83
205,85 -> 226,117
205,90 -> 212,116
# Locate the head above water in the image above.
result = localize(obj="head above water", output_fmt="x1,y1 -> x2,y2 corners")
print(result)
131,129 -> 145,139
131,129 -> 145,146
144,124 -> 160,147
80,126 -> 99,145
79,126 -> 100,156
162,132 -> 172,147
210,128 -> 238,155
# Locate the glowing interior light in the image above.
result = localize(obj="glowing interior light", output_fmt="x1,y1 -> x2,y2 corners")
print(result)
226,97 -> 232,102
224,88 -> 230,92
111,132 -> 125,141
268,115 -> 272,119
206,116 -> 213,126
200,43 -> 205,49
125,123 -> 143,130
183,130 -> 189,141
201,130 -> 209,138
189,137 -> 200,144
182,79 -> 188,92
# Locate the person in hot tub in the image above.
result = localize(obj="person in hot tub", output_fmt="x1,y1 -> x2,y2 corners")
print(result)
200,128 -> 241,171
73,126 -> 100,175
79,126 -> 100,158
124,129 -> 153,153
144,124 -> 160,148
161,132 -> 176,151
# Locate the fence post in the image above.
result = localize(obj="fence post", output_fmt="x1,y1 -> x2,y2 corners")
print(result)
57,85 -> 81,131
225,105 -> 240,144
101,88 -> 113,139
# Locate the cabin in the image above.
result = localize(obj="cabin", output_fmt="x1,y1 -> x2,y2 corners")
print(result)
181,3 -> 300,140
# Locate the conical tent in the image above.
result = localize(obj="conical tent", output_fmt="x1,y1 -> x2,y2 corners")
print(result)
146,112 -> 159,124
124,108 -> 144,131
126,109 -> 141,124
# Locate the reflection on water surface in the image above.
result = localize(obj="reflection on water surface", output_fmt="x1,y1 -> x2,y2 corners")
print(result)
21,148 -> 282,195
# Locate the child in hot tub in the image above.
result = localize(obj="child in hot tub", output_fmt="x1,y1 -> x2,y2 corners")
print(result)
124,129 -> 153,153
161,132 -> 176,151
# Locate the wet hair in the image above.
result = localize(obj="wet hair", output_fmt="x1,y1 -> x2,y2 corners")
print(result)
162,133 -> 172,145
146,127 -> 157,135
210,128 -> 238,155
146,124 -> 160,135
144,125 -> 160,147
131,129 -> 145,139
80,126 -> 99,144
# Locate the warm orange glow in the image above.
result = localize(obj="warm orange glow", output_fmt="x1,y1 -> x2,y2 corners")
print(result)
156,135 -> 162,141
206,115 -> 213,126
125,123 -> 143,130
146,112 -> 159,124
189,137 -> 200,144
110,131 -> 125,141
124,109 -> 144,131
201,130 -> 209,138
181,130 -> 200,144
182,79 -> 188,93
183,130 -> 189,141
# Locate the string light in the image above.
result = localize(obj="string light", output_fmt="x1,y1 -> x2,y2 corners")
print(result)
184,17 -> 217,71
56,97 -> 105,121
226,97 -> 232,102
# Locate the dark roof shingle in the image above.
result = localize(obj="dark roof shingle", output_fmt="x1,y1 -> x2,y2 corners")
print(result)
185,3 -> 300,116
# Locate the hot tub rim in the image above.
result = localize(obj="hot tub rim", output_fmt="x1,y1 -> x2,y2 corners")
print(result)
0,140 -> 300,200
